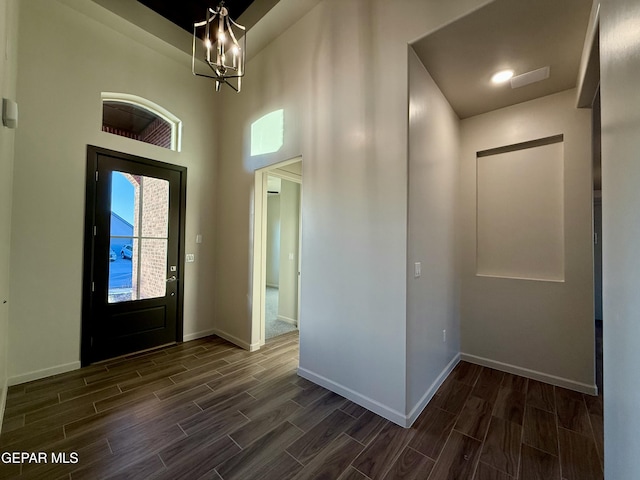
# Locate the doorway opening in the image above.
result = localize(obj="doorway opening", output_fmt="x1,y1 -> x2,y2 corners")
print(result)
82,146 -> 187,365
252,157 -> 302,347
580,14 -> 602,394
592,88 -> 603,393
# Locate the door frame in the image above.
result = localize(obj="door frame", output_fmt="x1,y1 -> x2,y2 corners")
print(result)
252,156 -> 302,348
81,145 -> 187,365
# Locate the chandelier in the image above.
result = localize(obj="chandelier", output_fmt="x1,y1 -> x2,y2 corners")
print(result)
192,1 -> 246,92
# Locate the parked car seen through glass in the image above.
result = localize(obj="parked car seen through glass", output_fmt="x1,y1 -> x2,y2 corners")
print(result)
120,244 -> 133,260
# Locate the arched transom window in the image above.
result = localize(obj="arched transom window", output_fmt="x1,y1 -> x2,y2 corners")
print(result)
101,93 -> 182,152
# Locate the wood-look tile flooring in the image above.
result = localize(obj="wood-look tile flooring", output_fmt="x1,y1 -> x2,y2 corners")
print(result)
0,332 -> 603,479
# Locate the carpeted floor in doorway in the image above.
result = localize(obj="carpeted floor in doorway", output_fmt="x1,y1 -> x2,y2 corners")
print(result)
266,286 -> 297,339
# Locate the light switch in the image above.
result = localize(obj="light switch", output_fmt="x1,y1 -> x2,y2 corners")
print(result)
195,234 -> 202,244
288,252 -> 294,260
414,262 -> 421,278
186,254 -> 195,263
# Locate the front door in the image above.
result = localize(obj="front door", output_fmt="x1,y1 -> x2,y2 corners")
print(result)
82,146 -> 186,364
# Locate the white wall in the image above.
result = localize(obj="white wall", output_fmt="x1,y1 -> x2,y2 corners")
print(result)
214,0 -> 491,424
406,49 -> 461,419
9,0 -> 219,382
278,180 -> 300,322
600,0 -> 640,476
0,0 -> 19,427
266,194 -> 281,287
460,89 -> 595,391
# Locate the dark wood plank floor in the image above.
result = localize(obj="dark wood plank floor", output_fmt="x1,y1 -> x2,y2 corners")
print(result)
0,332 -> 603,479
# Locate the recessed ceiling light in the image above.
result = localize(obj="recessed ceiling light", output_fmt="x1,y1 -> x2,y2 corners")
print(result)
491,69 -> 514,84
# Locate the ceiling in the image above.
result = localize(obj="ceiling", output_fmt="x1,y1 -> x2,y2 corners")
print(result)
137,0 -> 256,34
128,0 -> 594,120
412,0 -> 593,119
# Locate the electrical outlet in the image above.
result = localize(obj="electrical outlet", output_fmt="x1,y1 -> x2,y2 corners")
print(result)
186,253 -> 195,263
443,329 -> 446,343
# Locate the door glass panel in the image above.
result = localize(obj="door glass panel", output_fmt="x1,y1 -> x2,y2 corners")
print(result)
141,177 -> 169,238
108,236 -> 134,302
109,172 -> 169,303
139,239 -> 168,300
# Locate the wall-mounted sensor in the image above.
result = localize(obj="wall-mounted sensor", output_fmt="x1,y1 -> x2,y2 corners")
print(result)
2,98 -> 18,129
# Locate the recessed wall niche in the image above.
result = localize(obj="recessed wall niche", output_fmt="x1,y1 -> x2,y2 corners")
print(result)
476,135 -> 565,282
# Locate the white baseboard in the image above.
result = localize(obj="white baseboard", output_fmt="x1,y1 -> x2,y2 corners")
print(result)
298,355 -> 462,428
460,353 -> 598,395
406,353 -> 460,426
277,315 -> 298,326
212,328 -> 261,352
298,367 -> 409,427
8,361 -> 82,387
182,328 -> 217,342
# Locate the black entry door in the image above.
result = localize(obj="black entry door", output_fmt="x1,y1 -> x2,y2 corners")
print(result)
82,146 -> 186,364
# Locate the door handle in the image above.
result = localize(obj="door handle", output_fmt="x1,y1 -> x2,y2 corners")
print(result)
166,275 -> 177,283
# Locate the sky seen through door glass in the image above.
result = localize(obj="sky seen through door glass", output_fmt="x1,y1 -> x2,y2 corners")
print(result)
112,173 -> 134,224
